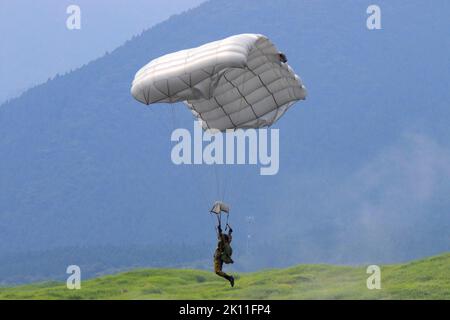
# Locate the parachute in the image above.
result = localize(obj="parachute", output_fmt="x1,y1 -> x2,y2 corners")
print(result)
210,201 -> 230,230
210,201 -> 230,215
131,33 -> 307,131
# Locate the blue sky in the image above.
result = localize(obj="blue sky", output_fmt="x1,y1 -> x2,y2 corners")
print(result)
0,0 -> 204,104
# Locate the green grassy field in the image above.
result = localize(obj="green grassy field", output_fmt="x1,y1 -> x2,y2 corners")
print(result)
0,253 -> 448,300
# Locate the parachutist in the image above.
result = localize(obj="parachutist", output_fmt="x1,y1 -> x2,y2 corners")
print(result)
214,224 -> 234,287
211,201 -> 235,287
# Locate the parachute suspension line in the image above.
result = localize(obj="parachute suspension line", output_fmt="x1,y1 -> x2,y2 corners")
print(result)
213,164 -> 221,201
221,163 -> 232,203
210,154 -> 229,203
169,104 -> 177,130
224,211 -> 230,231
168,76 -> 177,130
209,211 -> 219,236
216,211 -> 231,232
210,201 -> 230,232
210,209 -> 223,237
146,106 -> 169,133
218,212 -> 222,227
222,177 -> 227,203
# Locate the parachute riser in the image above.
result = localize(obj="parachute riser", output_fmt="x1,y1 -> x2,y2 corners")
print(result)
210,201 -> 230,234
210,211 -> 229,231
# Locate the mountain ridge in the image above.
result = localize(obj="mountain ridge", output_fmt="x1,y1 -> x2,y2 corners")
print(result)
0,0 -> 449,278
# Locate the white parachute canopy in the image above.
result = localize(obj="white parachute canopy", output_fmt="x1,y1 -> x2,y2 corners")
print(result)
131,33 -> 307,131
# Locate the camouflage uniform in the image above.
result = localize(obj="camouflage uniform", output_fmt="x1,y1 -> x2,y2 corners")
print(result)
214,230 -> 233,282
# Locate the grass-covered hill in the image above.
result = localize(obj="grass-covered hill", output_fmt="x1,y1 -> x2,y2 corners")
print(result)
0,253 -> 448,300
